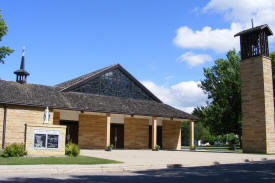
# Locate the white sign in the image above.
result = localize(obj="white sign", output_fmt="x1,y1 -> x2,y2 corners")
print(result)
33,129 -> 60,150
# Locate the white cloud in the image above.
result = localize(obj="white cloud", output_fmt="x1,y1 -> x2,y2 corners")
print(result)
174,23 -> 242,53
142,80 -> 207,113
204,0 -> 275,23
177,52 -> 212,66
174,0 -> 275,54
203,0 -> 275,40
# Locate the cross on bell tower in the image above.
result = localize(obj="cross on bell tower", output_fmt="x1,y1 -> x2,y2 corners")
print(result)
14,46 -> 30,84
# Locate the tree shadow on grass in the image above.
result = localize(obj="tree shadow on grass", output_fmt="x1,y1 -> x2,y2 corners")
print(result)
2,160 -> 275,183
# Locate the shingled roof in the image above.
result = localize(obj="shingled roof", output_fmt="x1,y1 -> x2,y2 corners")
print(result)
234,24 -> 273,37
0,80 -> 198,120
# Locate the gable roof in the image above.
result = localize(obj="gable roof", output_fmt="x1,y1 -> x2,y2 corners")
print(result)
0,80 -> 198,120
55,64 -> 162,103
55,64 -> 116,90
234,24 -> 273,37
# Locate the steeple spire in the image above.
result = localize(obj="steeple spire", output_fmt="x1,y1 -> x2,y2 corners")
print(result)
20,46 -> 25,70
14,46 -> 30,84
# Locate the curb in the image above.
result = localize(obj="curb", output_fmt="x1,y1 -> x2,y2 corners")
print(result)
1,157 -> 275,175
0,164 -> 169,175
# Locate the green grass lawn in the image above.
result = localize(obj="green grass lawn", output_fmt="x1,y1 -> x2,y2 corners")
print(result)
182,145 -> 243,153
0,156 -> 122,165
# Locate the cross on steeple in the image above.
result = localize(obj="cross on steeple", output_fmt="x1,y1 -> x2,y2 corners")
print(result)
14,46 -> 30,84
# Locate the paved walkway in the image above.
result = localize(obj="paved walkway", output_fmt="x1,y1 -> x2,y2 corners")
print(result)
81,149 -> 275,167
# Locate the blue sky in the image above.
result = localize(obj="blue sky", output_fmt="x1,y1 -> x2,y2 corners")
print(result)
1,0 -> 275,113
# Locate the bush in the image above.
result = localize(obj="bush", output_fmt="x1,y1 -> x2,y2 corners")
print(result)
208,136 -> 216,145
65,142 -> 80,157
107,144 -> 113,151
155,145 -> 160,151
229,136 -> 239,145
2,143 -> 27,157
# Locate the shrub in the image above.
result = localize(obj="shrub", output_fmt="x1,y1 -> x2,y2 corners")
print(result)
2,143 -> 27,157
155,145 -> 160,151
227,133 -> 236,142
65,142 -> 80,157
215,135 -> 223,144
229,136 -> 239,145
106,144 -> 113,151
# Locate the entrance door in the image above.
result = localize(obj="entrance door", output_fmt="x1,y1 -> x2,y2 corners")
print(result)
149,126 -> 162,148
110,124 -> 124,149
60,120 -> 79,144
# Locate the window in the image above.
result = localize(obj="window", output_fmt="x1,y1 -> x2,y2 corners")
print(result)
34,134 -> 46,148
47,135 -> 59,149
72,69 -> 155,101
33,130 -> 60,149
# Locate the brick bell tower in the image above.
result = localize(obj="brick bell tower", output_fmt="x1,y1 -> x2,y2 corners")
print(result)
235,24 -> 275,154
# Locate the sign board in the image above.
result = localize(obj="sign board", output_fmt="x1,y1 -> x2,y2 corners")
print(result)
33,129 -> 60,150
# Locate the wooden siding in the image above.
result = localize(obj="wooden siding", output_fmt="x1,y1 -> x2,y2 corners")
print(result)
78,114 -> 107,149
124,117 -> 149,149
53,112 -> 60,125
162,120 -> 181,150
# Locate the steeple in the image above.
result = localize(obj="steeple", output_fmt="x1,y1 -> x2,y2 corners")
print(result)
14,46 -> 30,84
235,24 -> 275,154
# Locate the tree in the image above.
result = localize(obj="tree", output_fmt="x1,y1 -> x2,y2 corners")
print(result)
181,120 -> 210,146
0,10 -> 13,64
193,50 -> 275,141
194,50 -> 242,137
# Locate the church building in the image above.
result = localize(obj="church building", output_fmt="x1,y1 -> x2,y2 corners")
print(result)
0,50 -> 197,154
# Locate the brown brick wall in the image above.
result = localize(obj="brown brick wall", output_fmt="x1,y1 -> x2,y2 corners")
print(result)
53,112 -> 60,125
5,105 -> 53,145
162,120 -> 181,150
241,56 -> 275,154
124,117 -> 149,149
78,114 -> 107,149
263,57 -> 275,153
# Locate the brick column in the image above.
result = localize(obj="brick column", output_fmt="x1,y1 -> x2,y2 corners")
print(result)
189,120 -> 194,150
241,56 -> 275,153
105,113 -> 111,150
152,117 -> 157,150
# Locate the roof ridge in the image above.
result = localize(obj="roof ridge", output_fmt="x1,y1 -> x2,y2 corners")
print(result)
0,79 -> 54,88
234,24 -> 273,37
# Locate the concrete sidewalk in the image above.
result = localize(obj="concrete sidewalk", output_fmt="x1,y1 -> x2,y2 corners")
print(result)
81,149 -> 275,167
1,150 -> 275,175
